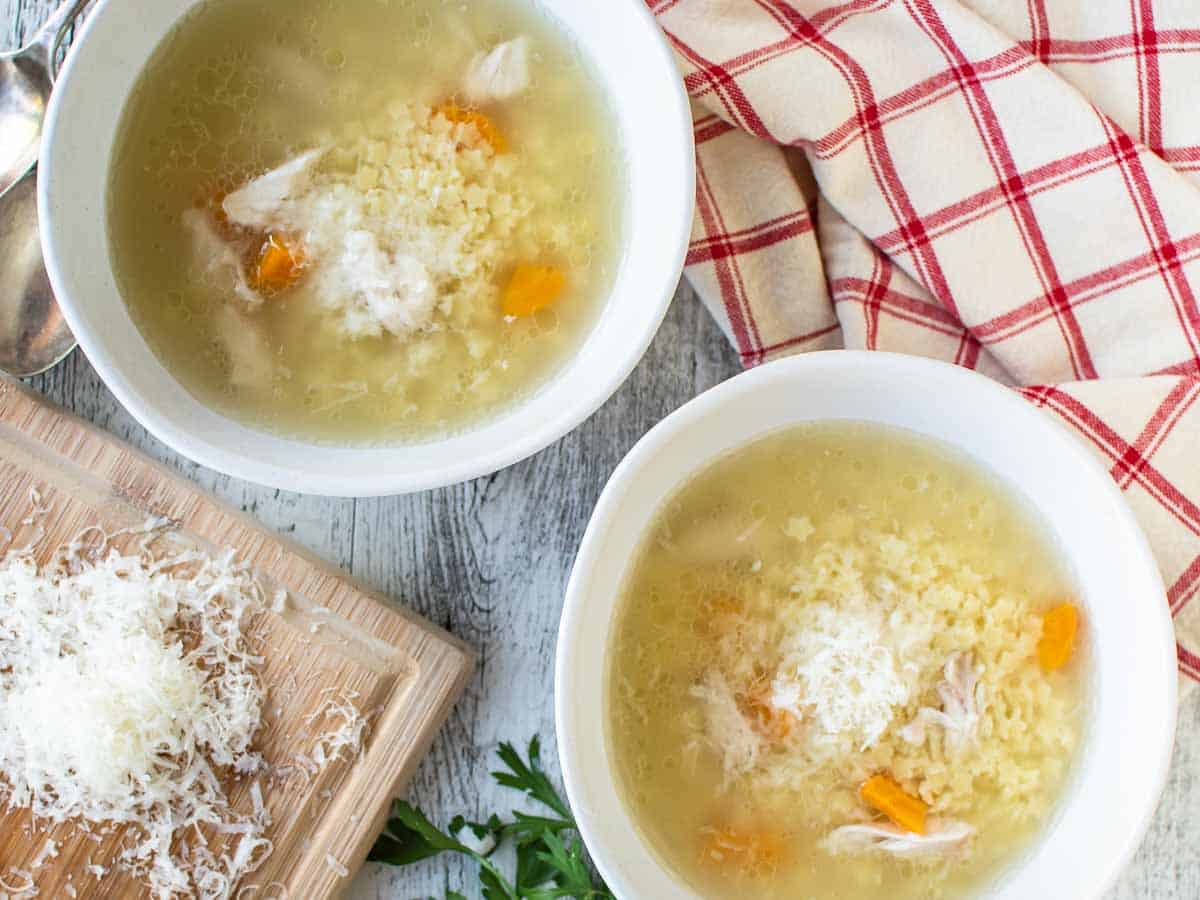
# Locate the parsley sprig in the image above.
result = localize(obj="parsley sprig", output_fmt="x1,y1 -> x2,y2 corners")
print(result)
369,736 -> 614,900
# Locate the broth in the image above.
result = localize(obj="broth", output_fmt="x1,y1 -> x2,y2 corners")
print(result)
108,0 -> 623,443
607,423 -> 1086,899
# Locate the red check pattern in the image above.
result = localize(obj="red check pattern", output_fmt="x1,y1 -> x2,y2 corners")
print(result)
651,0 -> 1200,688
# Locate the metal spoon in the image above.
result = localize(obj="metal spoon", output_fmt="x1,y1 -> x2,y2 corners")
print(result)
0,0 -> 89,376
0,170 -> 75,375
0,0 -> 88,195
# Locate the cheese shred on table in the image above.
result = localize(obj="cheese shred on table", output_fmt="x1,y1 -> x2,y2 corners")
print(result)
0,525 -> 271,899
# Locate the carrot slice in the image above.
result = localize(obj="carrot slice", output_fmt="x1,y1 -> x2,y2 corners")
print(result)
700,826 -> 784,875
743,679 -> 797,743
251,232 -> 306,293
1038,602 -> 1079,671
502,264 -> 566,317
435,103 -> 506,153
860,774 -> 927,835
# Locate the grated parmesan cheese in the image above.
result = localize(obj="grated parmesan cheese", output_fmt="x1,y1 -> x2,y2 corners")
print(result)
769,603 -> 911,751
324,854 -> 349,878
0,868 -> 35,897
302,690 -> 371,772
30,839 -> 57,870
0,528 -> 272,898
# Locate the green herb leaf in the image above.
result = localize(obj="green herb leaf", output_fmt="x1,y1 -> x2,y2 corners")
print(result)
368,801 -> 457,866
514,835 -> 558,894
491,736 -> 571,820
370,736 -> 613,900
504,811 -> 575,841
479,865 -> 515,900
535,830 -> 597,895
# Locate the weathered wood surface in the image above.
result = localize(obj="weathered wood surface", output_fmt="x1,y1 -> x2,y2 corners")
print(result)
6,1 -> 1199,897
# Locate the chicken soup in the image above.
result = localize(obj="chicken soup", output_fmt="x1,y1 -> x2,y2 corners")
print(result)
607,422 -> 1087,899
108,0 -> 623,442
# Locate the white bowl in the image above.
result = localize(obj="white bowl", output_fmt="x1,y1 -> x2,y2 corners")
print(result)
556,351 -> 1177,900
39,0 -> 693,497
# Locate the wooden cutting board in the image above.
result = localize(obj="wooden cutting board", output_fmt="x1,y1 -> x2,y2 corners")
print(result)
0,379 -> 473,898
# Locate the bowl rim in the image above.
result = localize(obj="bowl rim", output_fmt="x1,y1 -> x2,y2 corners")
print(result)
555,350 -> 1177,900
37,0 -> 695,497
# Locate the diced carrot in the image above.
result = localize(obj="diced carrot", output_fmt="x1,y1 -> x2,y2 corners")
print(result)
700,826 -> 784,875
502,264 -> 566,317
251,232 -> 306,293
860,774 -> 927,835
435,103 -> 506,153
743,679 -> 796,743
1038,602 -> 1080,671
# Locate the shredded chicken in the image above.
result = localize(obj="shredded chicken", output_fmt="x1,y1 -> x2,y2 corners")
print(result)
899,651 -> 980,750
689,670 -> 764,781
181,208 -> 261,309
462,37 -> 531,104
214,305 -> 281,390
822,819 -> 974,858
222,148 -> 325,231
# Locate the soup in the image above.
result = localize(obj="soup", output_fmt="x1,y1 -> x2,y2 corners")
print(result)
108,0 -> 623,443
607,423 -> 1086,899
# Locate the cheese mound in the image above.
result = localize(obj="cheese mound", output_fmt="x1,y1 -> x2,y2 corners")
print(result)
0,525 -> 270,899
219,103 -> 532,340
769,603 -> 910,752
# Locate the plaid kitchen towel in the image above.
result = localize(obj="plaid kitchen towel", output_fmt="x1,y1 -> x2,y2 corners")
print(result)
650,0 -> 1200,689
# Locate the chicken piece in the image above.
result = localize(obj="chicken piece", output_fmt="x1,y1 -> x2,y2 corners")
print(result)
180,208 -> 261,310
462,37 -> 531,105
822,820 -> 974,858
222,148 -> 325,231
213,305 -> 277,390
689,670 -> 764,782
899,651 -> 981,750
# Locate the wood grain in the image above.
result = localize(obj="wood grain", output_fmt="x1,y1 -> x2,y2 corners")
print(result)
0,380 -> 471,898
6,1 -> 1200,898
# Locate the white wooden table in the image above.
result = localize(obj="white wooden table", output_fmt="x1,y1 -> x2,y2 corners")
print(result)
5,3 -> 1198,897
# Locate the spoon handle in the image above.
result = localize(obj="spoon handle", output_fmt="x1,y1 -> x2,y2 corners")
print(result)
23,0 -> 90,76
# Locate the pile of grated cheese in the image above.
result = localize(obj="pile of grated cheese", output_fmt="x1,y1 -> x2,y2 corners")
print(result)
768,602 -> 911,753
0,524 -> 272,899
